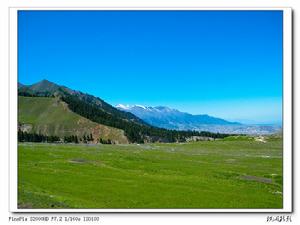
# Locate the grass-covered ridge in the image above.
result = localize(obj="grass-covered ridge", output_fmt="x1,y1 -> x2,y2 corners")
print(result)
18,138 -> 282,209
18,96 -> 128,144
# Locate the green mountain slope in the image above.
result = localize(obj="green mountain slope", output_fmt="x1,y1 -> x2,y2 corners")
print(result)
18,79 -> 146,125
18,96 -> 128,144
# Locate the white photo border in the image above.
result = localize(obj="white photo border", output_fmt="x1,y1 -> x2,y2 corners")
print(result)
9,7 -> 293,213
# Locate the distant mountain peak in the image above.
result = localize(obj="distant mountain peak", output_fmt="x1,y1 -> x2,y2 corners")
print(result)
134,104 -> 147,109
116,104 -> 131,110
116,104 -> 150,110
116,103 -> 241,130
116,104 -> 181,114
154,106 -> 178,112
115,104 -> 174,113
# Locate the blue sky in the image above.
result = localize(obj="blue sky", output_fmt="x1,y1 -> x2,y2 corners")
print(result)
18,10 -> 283,124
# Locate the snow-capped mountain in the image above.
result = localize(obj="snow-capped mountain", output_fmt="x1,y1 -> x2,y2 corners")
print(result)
116,104 -> 282,135
116,104 -> 239,130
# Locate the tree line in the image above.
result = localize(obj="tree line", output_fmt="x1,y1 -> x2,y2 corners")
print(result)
98,138 -> 112,144
18,91 -> 55,98
18,130 -> 60,143
18,130 -> 113,144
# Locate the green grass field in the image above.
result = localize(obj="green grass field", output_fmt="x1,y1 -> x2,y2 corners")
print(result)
18,138 -> 283,209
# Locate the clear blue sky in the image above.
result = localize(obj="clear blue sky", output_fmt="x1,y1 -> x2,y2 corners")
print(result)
18,10 -> 283,124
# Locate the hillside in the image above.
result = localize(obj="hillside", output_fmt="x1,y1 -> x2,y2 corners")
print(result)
18,79 -> 146,125
18,96 -> 128,144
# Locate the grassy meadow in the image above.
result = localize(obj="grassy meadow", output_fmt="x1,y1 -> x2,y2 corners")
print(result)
18,137 -> 283,209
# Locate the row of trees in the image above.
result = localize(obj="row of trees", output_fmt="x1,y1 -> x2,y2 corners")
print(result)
63,135 -> 79,143
82,134 -> 94,143
18,91 -> 55,98
18,130 -> 113,144
63,134 -> 94,143
68,134 -> 101,143
18,130 -> 60,143
98,138 -> 112,144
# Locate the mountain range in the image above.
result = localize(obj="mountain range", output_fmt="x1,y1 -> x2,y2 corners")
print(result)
116,104 -> 240,130
18,80 -> 230,144
116,104 -> 281,135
